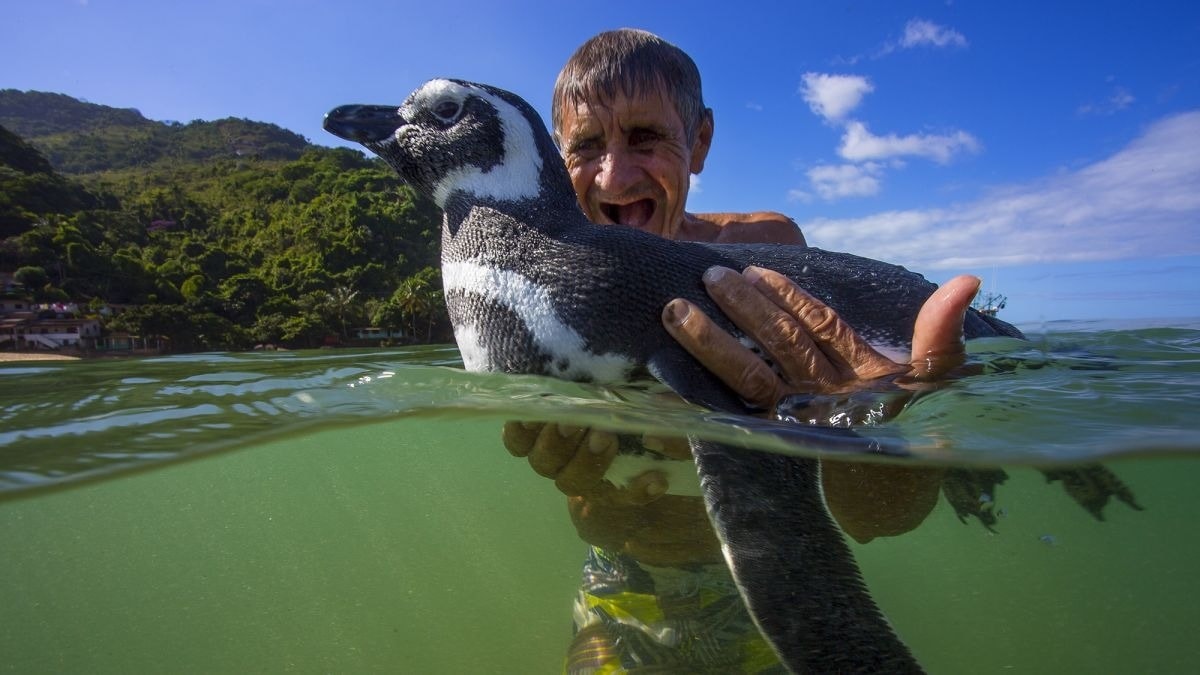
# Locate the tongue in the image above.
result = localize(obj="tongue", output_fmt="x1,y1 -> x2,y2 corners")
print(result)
616,200 -> 654,228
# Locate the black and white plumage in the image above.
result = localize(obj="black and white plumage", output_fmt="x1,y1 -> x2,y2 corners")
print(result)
325,78 -> 1022,674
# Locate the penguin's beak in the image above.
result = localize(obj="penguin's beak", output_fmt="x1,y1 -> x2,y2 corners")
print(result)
323,104 -> 405,143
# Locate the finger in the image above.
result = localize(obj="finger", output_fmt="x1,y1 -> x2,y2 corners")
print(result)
613,469 -> 669,506
701,266 -> 848,388
554,428 -> 619,496
501,420 -> 543,457
566,494 -> 630,552
526,423 -> 586,479
662,296 -> 786,410
623,496 -> 724,565
910,275 -> 978,379
742,266 -> 901,382
642,434 -> 692,460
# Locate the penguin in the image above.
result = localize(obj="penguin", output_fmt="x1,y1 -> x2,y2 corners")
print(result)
324,78 -> 1023,674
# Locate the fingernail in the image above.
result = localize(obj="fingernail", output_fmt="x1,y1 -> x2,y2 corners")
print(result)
588,432 -> 611,454
743,266 -> 764,284
664,299 -> 691,325
645,480 -> 666,497
702,266 -> 731,284
557,424 -> 580,438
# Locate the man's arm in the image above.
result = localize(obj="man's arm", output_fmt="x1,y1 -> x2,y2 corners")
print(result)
684,211 -> 807,245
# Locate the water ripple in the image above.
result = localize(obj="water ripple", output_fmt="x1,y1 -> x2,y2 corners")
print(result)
2,327 -> 1198,500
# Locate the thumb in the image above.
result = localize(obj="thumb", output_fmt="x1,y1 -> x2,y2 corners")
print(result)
910,275 -> 980,378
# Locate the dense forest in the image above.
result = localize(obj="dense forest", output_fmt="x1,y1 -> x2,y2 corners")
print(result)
0,89 -> 451,351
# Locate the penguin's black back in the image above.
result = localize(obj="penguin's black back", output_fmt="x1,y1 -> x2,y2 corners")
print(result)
442,198 -> 1019,396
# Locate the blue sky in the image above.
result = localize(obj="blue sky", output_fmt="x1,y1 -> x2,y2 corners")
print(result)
5,1 -> 1199,325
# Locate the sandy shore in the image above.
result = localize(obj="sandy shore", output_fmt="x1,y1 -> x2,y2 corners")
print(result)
0,352 -> 81,362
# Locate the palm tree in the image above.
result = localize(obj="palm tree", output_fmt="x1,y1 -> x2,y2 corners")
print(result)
392,267 -> 443,341
324,285 -> 359,339
392,273 -> 429,339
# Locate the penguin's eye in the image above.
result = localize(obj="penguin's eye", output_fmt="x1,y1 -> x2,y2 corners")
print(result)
433,99 -> 461,122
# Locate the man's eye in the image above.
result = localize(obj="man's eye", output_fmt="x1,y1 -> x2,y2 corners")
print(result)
433,100 -> 460,121
570,139 -> 601,157
629,130 -> 660,147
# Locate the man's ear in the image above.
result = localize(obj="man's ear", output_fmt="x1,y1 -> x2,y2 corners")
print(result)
690,108 -> 714,174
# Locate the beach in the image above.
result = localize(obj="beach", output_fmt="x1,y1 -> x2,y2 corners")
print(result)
0,352 -> 80,362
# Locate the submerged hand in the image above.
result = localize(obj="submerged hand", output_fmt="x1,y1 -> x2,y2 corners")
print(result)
501,422 -> 670,504
501,421 -> 720,565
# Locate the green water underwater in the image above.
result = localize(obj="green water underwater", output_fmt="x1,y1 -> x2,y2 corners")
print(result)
2,324 -> 1199,673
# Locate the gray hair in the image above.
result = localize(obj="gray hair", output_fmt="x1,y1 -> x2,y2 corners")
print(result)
552,28 -> 710,146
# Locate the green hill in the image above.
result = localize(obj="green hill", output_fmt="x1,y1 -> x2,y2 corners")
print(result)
0,90 -> 447,352
0,90 -> 153,138
0,124 -> 104,237
0,89 -> 310,173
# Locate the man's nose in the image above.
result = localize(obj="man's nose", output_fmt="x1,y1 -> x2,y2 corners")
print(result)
594,145 -> 639,194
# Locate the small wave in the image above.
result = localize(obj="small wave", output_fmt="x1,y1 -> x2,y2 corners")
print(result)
2,328 -> 1198,500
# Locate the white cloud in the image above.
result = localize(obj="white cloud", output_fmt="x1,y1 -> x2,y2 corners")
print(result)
689,174 -> 702,194
805,163 -> 884,200
839,121 -> 981,164
1078,86 -> 1135,116
900,19 -> 968,49
800,73 -> 873,122
797,111 -> 1200,270
868,18 -> 968,59
799,41 -> 977,201
787,189 -> 813,204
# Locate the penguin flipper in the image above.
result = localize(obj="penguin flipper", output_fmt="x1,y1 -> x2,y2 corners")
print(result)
646,351 -> 923,673
689,437 -> 924,673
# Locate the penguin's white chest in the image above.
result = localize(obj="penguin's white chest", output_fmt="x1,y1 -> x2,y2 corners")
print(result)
441,260 -> 635,383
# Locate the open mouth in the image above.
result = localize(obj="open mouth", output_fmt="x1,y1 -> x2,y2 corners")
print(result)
600,199 -> 655,229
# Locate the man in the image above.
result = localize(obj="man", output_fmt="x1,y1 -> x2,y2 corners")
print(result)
503,29 -> 974,672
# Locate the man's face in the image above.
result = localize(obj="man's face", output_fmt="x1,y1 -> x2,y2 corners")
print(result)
557,88 -> 711,239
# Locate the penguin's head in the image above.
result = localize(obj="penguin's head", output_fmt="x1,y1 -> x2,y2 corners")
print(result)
325,79 -> 561,209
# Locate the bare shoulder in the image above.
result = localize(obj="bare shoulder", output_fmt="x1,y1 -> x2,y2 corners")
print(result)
690,211 -> 807,245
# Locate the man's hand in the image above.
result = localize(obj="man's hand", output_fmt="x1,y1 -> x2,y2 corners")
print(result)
662,266 -> 980,543
501,421 -> 722,565
501,423 -> 670,506
661,266 -> 979,407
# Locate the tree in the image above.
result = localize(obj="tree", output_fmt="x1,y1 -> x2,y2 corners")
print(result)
0,93 -> 448,351
391,267 -> 444,342
13,265 -> 49,291
370,298 -> 408,341
179,274 -> 207,302
323,285 -> 360,340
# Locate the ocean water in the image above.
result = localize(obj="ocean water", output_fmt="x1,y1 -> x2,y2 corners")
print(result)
1,321 -> 1198,673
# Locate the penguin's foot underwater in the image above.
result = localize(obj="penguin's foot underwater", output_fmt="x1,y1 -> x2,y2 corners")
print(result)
943,467 -> 1010,532
1042,464 -> 1145,521
942,465 -> 1143,531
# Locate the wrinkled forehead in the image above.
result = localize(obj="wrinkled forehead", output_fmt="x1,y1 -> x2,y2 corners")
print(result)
557,83 -> 685,137
557,74 -> 679,118
552,74 -> 704,148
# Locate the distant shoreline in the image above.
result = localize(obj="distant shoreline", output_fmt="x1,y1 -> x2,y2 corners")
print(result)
0,351 -> 82,362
